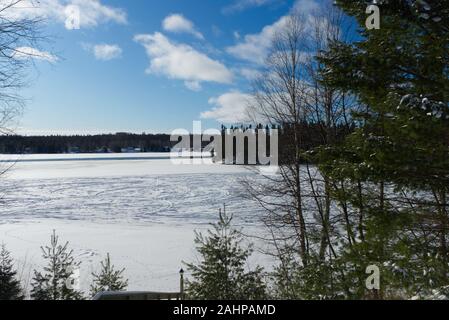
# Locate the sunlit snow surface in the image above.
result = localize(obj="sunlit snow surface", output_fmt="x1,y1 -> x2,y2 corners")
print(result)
0,153 -> 273,294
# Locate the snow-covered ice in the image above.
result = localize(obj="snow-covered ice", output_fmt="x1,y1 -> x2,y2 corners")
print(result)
0,153 -> 273,295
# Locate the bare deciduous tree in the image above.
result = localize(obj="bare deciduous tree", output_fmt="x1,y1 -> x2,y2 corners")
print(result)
0,0 -> 46,134
243,5 -> 357,296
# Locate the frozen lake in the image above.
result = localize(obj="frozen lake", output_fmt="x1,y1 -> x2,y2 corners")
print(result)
0,153 -> 272,295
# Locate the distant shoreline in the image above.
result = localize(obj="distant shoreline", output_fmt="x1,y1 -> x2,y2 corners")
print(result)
0,152 -> 210,163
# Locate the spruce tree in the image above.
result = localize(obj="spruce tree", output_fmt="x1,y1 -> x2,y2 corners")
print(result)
90,253 -> 128,297
0,245 -> 24,300
316,0 -> 449,298
30,231 -> 84,300
185,207 -> 267,300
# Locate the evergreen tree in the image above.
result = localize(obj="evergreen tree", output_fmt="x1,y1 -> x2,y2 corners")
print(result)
185,207 -> 267,300
30,231 -> 84,300
90,253 -> 128,297
0,245 -> 24,300
315,0 -> 449,298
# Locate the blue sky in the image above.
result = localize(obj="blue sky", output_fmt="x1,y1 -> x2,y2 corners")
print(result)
12,0 -> 322,135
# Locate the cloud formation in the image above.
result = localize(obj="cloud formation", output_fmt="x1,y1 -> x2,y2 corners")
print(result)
226,16 -> 289,64
14,47 -> 58,62
292,0 -> 320,14
201,91 -> 253,123
134,32 -> 233,91
162,14 -> 204,40
3,0 -> 127,29
239,67 -> 261,80
92,44 -> 122,61
226,0 -> 319,64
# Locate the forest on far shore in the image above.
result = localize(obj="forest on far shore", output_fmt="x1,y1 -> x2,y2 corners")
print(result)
0,133 -> 174,154
0,123 -> 353,155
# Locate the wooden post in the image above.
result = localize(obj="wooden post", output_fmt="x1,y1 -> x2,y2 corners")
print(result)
179,268 -> 185,300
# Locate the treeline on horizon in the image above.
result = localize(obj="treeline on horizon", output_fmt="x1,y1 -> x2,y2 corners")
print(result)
216,123 -> 354,164
0,123 -> 354,157
0,133 -> 174,154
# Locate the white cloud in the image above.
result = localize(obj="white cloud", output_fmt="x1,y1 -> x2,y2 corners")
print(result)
293,0 -> 320,14
69,0 -> 127,27
134,32 -> 233,91
162,14 -> 204,40
222,0 -> 277,14
14,46 -> 58,62
201,91 -> 254,123
239,67 -> 261,80
2,0 -> 127,29
184,81 -> 202,92
226,0 -> 319,64
226,15 -> 289,65
92,44 -> 122,61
